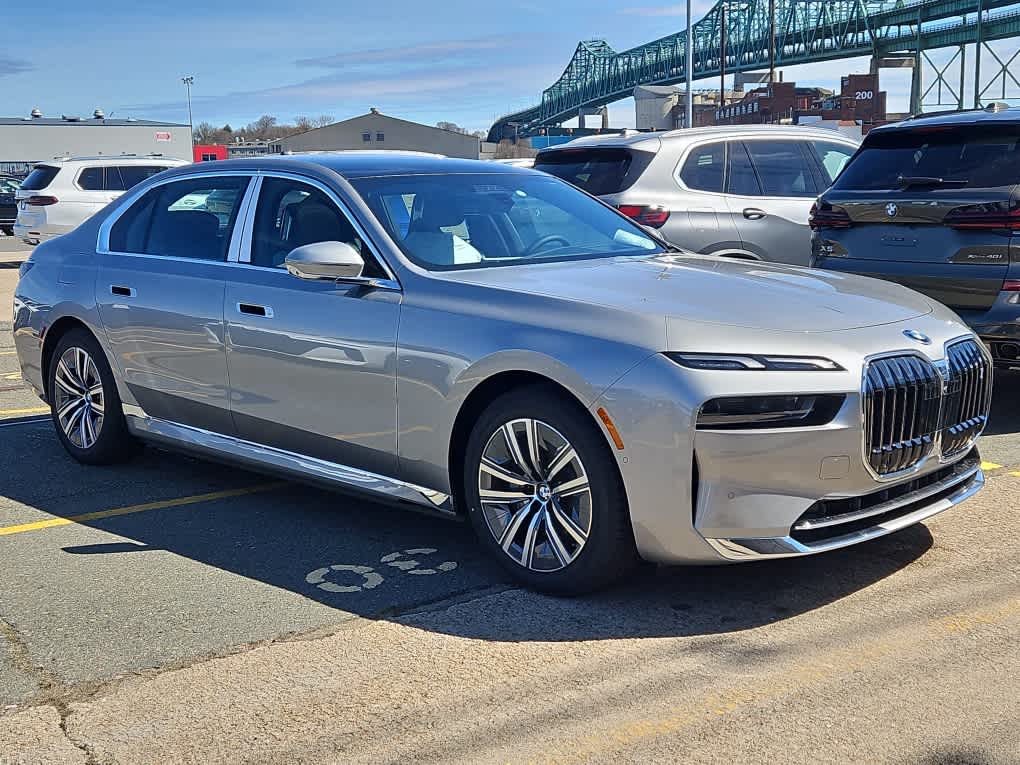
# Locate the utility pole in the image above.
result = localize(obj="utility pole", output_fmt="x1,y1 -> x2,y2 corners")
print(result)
181,75 -> 194,131
768,0 -> 776,82
720,3 -> 727,111
685,0 -> 694,128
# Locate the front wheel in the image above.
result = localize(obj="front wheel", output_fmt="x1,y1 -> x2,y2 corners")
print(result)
463,386 -> 637,595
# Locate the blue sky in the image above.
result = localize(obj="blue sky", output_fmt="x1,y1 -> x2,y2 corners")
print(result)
3,1 -> 923,133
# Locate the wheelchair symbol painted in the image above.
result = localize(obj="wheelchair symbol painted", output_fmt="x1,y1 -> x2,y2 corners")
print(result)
305,549 -> 458,594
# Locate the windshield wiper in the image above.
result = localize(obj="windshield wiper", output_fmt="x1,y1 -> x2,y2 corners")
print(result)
896,175 -> 968,189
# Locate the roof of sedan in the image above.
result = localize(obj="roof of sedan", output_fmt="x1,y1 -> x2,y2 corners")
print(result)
183,152 -> 531,179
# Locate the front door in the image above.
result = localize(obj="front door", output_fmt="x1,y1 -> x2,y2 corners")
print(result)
224,174 -> 401,477
96,174 -> 253,433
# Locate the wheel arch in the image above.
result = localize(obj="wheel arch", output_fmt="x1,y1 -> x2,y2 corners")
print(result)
40,316 -> 94,398
447,370 -> 605,514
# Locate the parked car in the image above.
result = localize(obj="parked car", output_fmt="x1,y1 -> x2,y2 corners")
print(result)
534,126 -> 859,265
13,154 -> 990,594
0,174 -> 20,236
812,106 -> 1020,368
13,155 -> 188,245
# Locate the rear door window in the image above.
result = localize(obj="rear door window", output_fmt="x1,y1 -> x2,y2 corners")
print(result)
833,125 -> 1020,191
679,142 -> 725,193
745,140 -> 819,197
109,176 -> 250,260
19,166 -> 59,191
533,148 -> 639,195
115,165 -> 169,190
726,142 -> 761,196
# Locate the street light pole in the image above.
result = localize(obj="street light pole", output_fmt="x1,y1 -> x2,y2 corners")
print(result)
685,0 -> 694,128
181,75 -> 194,130
768,0 -> 776,82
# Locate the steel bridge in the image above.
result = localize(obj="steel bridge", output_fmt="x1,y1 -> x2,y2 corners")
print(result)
488,0 -> 1020,141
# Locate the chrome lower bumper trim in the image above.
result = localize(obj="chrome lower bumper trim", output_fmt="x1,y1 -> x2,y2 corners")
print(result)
124,411 -> 455,515
705,467 -> 984,561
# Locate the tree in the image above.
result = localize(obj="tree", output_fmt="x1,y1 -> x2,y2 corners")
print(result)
436,121 -> 468,134
193,121 -> 218,144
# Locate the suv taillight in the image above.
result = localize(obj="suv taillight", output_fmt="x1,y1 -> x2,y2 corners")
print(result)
26,195 -> 59,206
943,202 -> 1020,232
809,202 -> 852,230
617,204 -> 670,228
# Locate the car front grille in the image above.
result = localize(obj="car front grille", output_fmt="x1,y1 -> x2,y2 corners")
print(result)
863,339 -> 991,476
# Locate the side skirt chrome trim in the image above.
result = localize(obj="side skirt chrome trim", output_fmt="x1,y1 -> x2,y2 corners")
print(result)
124,412 -> 455,515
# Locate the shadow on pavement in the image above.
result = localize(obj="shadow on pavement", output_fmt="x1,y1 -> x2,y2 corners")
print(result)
1,420 -> 934,642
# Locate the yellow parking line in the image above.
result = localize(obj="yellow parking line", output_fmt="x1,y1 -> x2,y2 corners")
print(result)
0,351 -> 16,356
1010,471 -> 1020,478
0,483 -> 283,537
0,406 -> 49,417
981,461 -> 1003,471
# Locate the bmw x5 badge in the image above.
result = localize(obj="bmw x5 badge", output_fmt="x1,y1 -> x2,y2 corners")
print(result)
886,202 -> 898,218
903,329 -> 931,345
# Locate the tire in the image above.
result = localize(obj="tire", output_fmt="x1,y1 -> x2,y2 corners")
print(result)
463,385 -> 638,595
47,328 -> 134,465
1,226 -> 13,237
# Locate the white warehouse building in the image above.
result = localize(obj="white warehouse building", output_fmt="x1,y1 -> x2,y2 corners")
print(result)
0,110 -> 192,174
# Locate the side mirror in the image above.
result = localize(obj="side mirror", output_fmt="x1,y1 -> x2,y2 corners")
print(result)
284,241 -> 365,281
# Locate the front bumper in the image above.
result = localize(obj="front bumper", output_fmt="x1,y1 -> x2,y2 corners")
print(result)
591,341 -> 988,565
705,453 -> 982,560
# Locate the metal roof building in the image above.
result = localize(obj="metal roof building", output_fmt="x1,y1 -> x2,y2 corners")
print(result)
0,111 -> 192,174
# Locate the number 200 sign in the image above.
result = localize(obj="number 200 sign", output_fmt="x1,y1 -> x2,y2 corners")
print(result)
855,90 -> 874,101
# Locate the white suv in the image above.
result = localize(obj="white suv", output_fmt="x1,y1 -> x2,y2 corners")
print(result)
14,155 -> 188,244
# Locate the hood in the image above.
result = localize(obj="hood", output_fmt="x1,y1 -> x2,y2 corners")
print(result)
446,254 -> 934,333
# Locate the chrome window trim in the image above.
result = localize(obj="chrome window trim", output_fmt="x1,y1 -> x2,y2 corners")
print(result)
228,175 -> 261,264
96,171 -> 258,259
858,334 -> 990,483
244,170 -> 401,288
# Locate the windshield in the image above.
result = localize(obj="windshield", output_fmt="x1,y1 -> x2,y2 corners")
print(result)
351,172 -> 663,271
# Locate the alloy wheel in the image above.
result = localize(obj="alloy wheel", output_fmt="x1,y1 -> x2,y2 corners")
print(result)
477,418 -> 592,572
53,346 -> 105,450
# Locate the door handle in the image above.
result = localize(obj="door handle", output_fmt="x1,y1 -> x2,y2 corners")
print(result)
742,208 -> 766,220
237,302 -> 273,318
110,285 -> 135,297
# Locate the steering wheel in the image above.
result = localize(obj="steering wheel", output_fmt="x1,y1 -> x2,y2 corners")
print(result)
521,234 -> 571,257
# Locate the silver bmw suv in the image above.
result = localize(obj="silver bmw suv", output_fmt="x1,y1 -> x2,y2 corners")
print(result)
12,154 -> 990,593
534,125 -> 859,266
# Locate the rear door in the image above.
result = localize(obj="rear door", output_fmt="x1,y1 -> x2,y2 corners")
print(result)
96,173 -> 254,433
724,138 -> 825,265
815,124 -> 1018,312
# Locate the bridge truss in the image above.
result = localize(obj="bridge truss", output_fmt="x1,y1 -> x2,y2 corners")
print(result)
489,0 -> 1020,141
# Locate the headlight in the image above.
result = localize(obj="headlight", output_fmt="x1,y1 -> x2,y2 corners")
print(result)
665,353 -> 844,371
697,394 -> 846,430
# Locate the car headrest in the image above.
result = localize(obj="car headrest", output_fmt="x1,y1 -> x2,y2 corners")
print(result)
148,210 -> 221,260
290,199 -> 352,247
410,193 -> 464,232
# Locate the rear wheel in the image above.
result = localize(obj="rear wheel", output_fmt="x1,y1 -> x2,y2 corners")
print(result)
463,386 -> 637,595
48,329 -> 134,465
1,226 -> 13,237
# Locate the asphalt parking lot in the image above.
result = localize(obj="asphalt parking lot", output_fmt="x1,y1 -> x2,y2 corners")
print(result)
1,235 -> 1018,764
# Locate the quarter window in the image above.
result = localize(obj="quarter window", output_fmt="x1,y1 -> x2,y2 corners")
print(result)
679,143 -> 725,193
109,176 -> 249,261
744,140 -> 818,197
248,177 -> 385,277
77,167 -> 104,191
115,165 -> 169,190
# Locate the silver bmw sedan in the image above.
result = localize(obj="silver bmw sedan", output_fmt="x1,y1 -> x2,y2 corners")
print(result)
12,154 -> 992,594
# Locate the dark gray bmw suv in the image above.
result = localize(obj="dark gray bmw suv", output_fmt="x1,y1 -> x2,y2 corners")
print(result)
811,106 -> 1020,367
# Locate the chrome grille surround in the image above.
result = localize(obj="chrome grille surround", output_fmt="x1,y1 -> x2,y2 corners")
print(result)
862,337 -> 992,480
